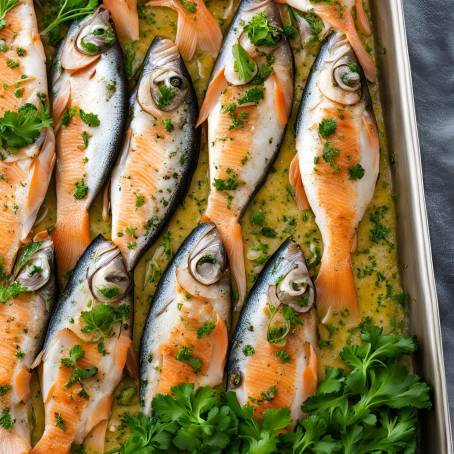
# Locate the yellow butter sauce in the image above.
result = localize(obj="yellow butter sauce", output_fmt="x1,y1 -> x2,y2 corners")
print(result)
32,0 -> 406,450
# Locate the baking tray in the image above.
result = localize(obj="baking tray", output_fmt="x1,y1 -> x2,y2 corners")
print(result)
371,1 -> 452,452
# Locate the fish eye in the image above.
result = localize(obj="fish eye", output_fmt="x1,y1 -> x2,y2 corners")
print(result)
147,69 -> 188,112
169,76 -> 183,88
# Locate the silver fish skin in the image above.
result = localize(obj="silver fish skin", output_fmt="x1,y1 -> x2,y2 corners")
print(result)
293,32 -> 379,325
198,0 -> 295,309
227,240 -> 318,423
140,223 -> 231,415
33,236 -> 133,452
111,37 -> 200,271
51,6 -> 128,278
0,234 -> 56,453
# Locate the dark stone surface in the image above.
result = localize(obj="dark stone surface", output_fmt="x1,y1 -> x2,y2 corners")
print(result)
403,0 -> 454,423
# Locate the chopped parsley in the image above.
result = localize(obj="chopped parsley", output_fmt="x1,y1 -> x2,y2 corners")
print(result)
322,143 -> 340,173
0,384 -> 11,395
55,412 -> 66,431
79,109 -> 100,127
242,344 -> 255,356
6,58 -> 19,69
135,193 -> 145,208
349,163 -> 365,180
81,131 -> 91,149
175,346 -> 202,373
80,303 -> 129,337
237,87 -> 265,105
98,286 -> 120,299
319,118 -> 337,138
261,227 -> 277,238
161,118 -> 174,132
0,282 -> 27,304
197,321 -> 216,339
181,0 -> 197,12
0,408 -> 14,429
252,63 -> 273,84
369,206 -> 391,245
213,168 -> 240,191
251,211 -> 265,226
0,0 -> 19,30
61,345 -> 98,388
156,85 -> 175,108
73,179 -> 88,200
275,350 -> 291,363
244,12 -> 282,47
260,385 -> 277,401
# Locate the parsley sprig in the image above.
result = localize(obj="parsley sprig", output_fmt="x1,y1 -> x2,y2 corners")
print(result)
41,0 -> 98,37
0,103 -> 52,151
118,326 -> 431,453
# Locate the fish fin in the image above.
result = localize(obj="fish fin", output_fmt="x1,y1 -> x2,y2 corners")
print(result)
204,215 -> 246,311
114,331 -> 132,371
197,68 -> 227,126
313,5 -> 376,82
315,251 -> 359,325
202,315 -> 228,384
355,0 -> 371,36
289,155 -> 309,210
21,128 -> 56,241
14,367 -> 31,402
60,35 -> 101,74
147,0 -> 221,60
31,349 -> 44,369
303,342 -> 318,398
191,0 -> 222,56
52,79 -> 71,129
84,419 -> 108,454
126,343 -> 139,380
103,0 -> 139,41
271,68 -> 292,128
0,428 -> 30,454
102,179 -> 110,222
85,395 -> 112,439
52,205 -> 91,278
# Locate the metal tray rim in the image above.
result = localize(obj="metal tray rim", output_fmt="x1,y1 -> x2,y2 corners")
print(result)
374,1 -> 453,452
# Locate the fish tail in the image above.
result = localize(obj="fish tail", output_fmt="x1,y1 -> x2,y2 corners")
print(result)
52,205 -> 91,278
315,245 -> 359,325
147,0 -> 221,60
203,214 -> 246,311
0,428 -> 30,454
84,420 -> 108,454
103,0 -> 140,41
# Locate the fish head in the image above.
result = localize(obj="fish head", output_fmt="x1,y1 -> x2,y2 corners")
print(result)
228,240 -> 317,413
13,234 -> 54,294
137,37 -> 192,118
175,224 -> 230,307
74,6 -> 117,58
86,239 -> 131,304
222,0 -> 292,86
315,32 -> 365,106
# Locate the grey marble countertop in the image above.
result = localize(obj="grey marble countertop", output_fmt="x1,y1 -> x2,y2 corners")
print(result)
403,0 -> 454,423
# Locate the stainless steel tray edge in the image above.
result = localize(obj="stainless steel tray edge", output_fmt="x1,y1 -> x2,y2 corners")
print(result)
371,1 -> 452,452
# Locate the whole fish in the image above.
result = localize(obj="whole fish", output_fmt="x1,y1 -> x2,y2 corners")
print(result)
111,37 -> 200,271
140,223 -> 231,415
0,232 -> 56,453
227,239 -> 318,423
197,0 -> 294,309
51,6 -> 128,279
102,0 -> 139,42
146,0 -> 222,61
31,237 -> 134,454
0,0 -> 55,275
278,0 -> 375,82
291,32 -> 379,324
